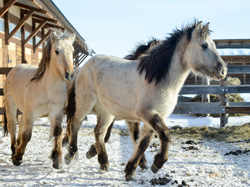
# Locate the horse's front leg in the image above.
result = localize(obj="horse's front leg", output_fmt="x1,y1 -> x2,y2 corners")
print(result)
62,120 -> 71,147
12,113 -> 34,166
64,117 -> 82,165
125,125 -> 154,181
49,112 -> 64,169
149,114 -> 171,173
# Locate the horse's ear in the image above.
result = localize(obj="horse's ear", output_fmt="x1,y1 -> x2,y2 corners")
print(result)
50,28 -> 58,43
193,21 -> 204,38
68,33 -> 76,45
204,22 -> 210,32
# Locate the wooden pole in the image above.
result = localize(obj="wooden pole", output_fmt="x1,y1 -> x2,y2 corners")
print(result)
202,76 -> 210,117
220,74 -> 228,127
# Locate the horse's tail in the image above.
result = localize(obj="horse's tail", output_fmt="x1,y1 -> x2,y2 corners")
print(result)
66,82 -> 76,124
3,100 -> 8,136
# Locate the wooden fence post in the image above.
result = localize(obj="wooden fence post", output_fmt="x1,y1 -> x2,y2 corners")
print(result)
202,76 -> 210,117
220,74 -> 228,127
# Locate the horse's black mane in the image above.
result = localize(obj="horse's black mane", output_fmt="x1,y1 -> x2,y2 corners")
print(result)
137,21 -> 208,85
124,38 -> 160,60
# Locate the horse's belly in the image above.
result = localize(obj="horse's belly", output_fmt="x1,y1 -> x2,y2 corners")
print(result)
95,99 -> 138,121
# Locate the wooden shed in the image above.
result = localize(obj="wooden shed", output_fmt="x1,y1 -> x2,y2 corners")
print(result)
0,0 -> 94,119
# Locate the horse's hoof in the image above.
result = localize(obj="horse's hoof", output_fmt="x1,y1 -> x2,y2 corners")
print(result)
125,175 -> 136,181
151,163 -> 160,173
139,162 -> 148,170
53,158 -> 62,169
12,156 -> 22,166
100,164 -> 109,172
86,145 -> 97,159
64,154 -> 72,165
53,162 -> 62,169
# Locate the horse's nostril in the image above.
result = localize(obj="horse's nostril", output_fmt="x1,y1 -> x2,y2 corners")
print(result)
65,72 -> 69,80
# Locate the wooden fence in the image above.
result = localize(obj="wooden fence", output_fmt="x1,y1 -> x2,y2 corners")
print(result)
175,65 -> 250,127
0,65 -> 250,127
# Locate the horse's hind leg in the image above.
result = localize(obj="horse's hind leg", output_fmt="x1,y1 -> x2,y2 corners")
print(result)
94,114 -> 114,171
127,121 -> 148,169
4,96 -> 18,157
12,113 -> 34,166
49,112 -> 64,169
125,124 -> 154,181
86,120 -> 114,159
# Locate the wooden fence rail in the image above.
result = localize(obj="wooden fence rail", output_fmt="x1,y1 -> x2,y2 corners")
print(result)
0,66 -> 250,127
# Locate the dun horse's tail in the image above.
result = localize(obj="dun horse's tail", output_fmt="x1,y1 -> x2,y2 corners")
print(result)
3,101 -> 8,136
66,82 -> 76,124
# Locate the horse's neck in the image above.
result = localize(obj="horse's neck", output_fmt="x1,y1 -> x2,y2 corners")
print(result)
168,61 -> 190,93
160,40 -> 190,95
42,62 -> 65,89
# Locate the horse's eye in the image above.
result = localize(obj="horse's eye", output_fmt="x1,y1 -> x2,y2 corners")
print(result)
55,50 -> 59,55
201,43 -> 208,50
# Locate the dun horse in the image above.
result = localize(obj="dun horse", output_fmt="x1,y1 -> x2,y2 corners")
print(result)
62,38 -> 160,168
65,21 -> 227,180
4,29 -> 75,169
84,38 -> 160,169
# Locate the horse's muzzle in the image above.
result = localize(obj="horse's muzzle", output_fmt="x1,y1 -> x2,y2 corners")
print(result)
214,64 -> 228,80
65,71 -> 75,81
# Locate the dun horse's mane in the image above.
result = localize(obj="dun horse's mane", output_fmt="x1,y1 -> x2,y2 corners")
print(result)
137,20 -> 210,85
124,38 -> 160,60
30,29 -> 72,82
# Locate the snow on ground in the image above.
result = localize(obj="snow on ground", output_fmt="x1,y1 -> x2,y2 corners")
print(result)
0,113 -> 250,187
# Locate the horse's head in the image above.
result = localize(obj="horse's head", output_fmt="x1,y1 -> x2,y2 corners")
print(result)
184,21 -> 227,80
50,29 -> 76,81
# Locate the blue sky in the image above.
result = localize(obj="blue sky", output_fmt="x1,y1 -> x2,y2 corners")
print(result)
53,0 -> 250,58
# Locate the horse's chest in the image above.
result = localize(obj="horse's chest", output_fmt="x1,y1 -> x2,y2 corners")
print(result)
25,86 -> 66,117
155,94 -> 178,118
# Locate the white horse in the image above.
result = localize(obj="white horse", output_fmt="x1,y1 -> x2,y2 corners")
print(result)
4,28 -> 75,169
65,21 -> 227,180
